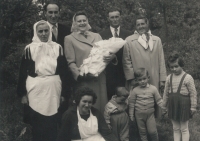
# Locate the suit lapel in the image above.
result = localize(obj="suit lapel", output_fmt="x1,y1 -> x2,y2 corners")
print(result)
119,28 -> 127,40
107,28 -> 113,38
57,23 -> 62,43
71,32 -> 94,47
52,33 -> 56,42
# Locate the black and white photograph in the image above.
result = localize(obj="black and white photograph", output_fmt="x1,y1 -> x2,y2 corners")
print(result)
0,0 -> 200,141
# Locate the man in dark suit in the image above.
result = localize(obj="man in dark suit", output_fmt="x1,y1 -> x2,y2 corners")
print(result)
43,1 -> 73,126
43,1 -> 71,48
99,7 -> 132,100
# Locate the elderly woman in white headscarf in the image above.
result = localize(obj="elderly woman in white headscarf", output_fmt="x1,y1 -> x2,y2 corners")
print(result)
17,20 -> 71,141
64,11 -> 108,114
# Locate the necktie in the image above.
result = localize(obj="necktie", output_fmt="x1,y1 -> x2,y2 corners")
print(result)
52,25 -> 57,40
114,28 -> 119,37
145,32 -> 150,42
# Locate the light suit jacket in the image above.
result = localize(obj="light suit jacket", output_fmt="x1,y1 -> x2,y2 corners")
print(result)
123,33 -> 166,90
64,31 -> 102,80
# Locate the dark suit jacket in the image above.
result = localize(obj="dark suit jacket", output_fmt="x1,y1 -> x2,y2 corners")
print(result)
99,28 -> 132,89
52,23 -> 71,49
52,23 -> 74,119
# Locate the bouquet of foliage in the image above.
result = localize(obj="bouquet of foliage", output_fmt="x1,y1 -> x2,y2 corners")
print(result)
80,37 -> 127,77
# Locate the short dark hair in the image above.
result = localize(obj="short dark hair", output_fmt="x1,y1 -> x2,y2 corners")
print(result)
135,15 -> 148,24
74,11 -> 88,20
74,86 -> 97,105
115,87 -> 129,96
43,1 -> 60,11
134,68 -> 149,79
167,51 -> 184,67
107,7 -> 121,16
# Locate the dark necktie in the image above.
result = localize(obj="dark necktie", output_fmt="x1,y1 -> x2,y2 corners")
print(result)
52,25 -> 57,40
114,28 -> 119,37
145,33 -> 150,42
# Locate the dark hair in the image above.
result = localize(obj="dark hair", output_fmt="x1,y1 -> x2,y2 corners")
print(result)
43,1 -> 60,11
74,11 -> 88,21
134,68 -> 149,79
115,87 -> 128,96
135,15 -> 148,24
107,7 -> 121,16
167,51 -> 184,67
74,86 -> 97,105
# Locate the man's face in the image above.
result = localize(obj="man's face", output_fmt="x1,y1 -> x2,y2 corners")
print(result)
136,19 -> 149,34
108,11 -> 121,28
45,4 -> 60,25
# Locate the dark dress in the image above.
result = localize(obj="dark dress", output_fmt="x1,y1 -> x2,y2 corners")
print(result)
57,105 -> 119,141
17,46 -> 72,141
168,73 -> 192,121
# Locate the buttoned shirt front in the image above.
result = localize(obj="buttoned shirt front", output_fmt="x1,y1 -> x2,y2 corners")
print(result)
47,22 -> 58,37
110,26 -> 120,37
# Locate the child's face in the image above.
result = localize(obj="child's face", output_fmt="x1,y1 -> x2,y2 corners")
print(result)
136,74 -> 149,88
115,92 -> 129,104
169,60 -> 183,75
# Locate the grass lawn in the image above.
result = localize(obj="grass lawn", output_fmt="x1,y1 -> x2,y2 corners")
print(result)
0,80 -> 200,141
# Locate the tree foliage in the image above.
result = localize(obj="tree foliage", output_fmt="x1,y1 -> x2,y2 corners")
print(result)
1,0 -> 200,89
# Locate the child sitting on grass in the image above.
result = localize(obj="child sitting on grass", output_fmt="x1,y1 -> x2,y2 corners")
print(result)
162,52 -> 197,141
129,68 -> 163,141
104,87 -> 129,141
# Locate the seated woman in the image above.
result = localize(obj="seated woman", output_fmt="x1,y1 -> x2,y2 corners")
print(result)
64,11 -> 113,113
17,20 -> 71,141
57,86 -> 119,141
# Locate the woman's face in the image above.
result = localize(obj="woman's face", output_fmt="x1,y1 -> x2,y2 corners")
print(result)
78,95 -> 93,115
75,15 -> 88,33
36,23 -> 50,42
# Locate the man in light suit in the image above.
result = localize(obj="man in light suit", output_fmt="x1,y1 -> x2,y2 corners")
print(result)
99,7 -> 132,100
44,1 -> 73,126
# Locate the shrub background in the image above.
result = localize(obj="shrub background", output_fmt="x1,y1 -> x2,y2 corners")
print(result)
0,0 -> 200,140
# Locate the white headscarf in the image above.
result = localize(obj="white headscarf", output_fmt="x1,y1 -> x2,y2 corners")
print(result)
25,20 -> 62,76
71,13 -> 91,35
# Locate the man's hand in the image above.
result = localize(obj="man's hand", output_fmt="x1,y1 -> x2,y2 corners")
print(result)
190,109 -> 196,116
103,52 -> 116,63
162,109 -> 167,116
21,95 -> 28,104
160,81 -> 165,94
107,124 -> 112,130
130,116 -> 135,121
60,96 -> 65,104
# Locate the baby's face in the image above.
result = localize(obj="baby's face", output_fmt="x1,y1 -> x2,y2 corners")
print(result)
115,92 -> 129,103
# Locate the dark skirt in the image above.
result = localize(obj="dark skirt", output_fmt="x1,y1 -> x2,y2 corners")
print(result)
168,93 -> 191,121
29,108 -> 58,141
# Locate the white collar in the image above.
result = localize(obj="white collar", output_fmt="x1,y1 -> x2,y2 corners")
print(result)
47,21 -> 58,29
110,26 -> 120,37
134,30 -> 154,51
